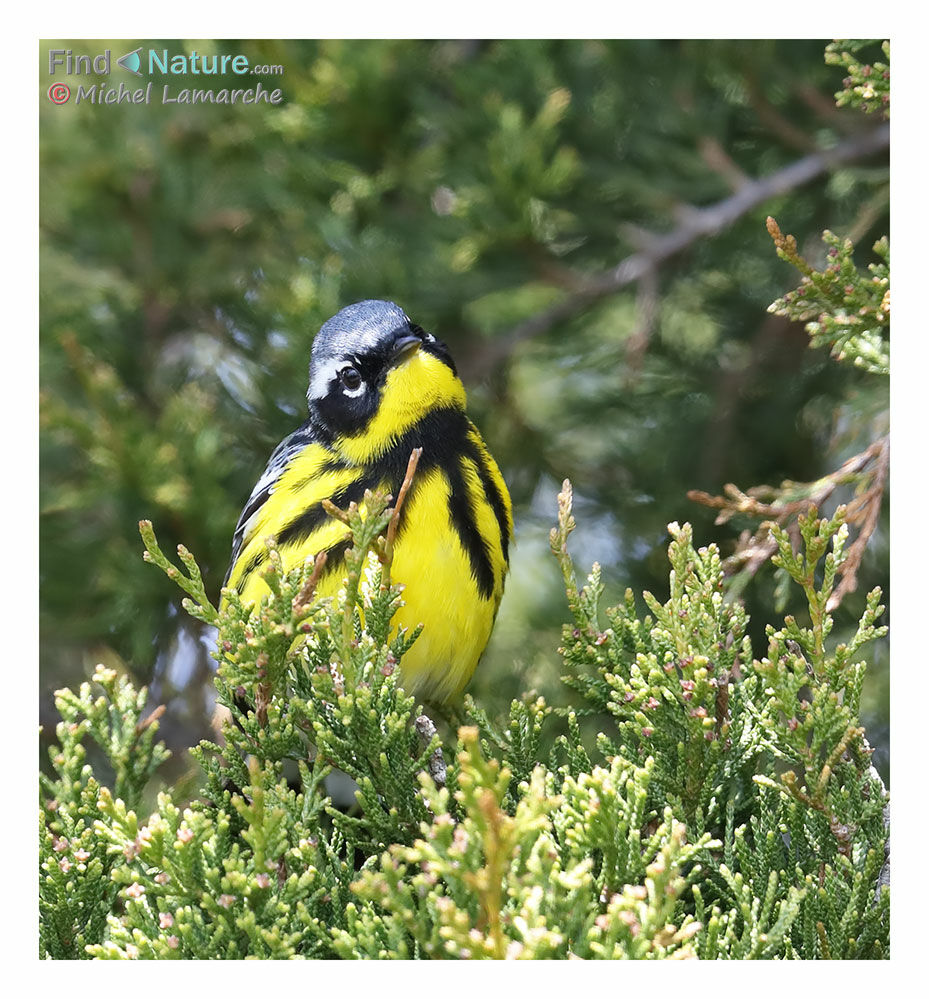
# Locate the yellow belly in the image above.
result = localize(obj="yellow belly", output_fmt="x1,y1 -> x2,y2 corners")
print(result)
386,468 -> 498,702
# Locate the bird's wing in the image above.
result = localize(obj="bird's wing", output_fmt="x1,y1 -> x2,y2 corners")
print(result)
224,422 -> 319,586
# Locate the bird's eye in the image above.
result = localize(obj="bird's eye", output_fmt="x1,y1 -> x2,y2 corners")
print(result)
339,366 -> 363,391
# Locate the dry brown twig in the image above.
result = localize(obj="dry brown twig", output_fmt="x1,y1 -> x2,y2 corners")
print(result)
378,447 -> 423,591
135,703 -> 166,735
292,550 -> 329,615
414,714 -> 447,788
688,435 -> 888,610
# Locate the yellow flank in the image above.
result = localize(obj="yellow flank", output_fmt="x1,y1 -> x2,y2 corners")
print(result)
468,426 -> 514,544
336,351 -> 466,463
459,454 -> 507,603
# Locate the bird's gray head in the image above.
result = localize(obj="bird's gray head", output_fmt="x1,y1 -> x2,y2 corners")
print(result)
306,300 -> 456,437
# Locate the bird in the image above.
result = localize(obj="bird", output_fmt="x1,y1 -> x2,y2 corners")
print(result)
223,300 -> 513,704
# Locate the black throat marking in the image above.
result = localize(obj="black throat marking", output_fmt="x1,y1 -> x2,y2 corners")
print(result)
237,406 -> 509,601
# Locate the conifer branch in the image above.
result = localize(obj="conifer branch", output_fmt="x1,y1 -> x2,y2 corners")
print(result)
465,123 -> 889,376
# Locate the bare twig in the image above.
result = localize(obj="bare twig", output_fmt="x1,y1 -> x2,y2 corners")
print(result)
463,123 -> 889,379
379,447 -> 423,591
415,714 -> 447,787
292,550 -> 329,614
255,654 -> 271,728
134,703 -> 165,735
624,265 -> 658,385
744,74 -> 819,151
698,136 -> 751,190
688,435 -> 889,608
826,436 -> 889,611
793,81 -> 861,134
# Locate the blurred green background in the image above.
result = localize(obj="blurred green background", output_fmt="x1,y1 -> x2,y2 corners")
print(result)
39,39 -> 889,780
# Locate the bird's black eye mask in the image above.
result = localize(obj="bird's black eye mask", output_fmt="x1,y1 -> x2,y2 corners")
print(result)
307,324 -> 456,438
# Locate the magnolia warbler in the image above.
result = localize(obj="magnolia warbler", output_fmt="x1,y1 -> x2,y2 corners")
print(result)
223,300 -> 513,703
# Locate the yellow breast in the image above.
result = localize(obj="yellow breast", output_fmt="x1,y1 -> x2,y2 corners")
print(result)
225,416 -> 512,704
387,464 -> 505,702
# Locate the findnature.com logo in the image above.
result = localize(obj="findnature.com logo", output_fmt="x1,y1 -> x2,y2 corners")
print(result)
46,45 -> 285,106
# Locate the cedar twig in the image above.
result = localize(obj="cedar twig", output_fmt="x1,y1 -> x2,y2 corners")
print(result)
293,551 -> 329,614
321,498 -> 352,524
134,703 -> 165,735
379,447 -> 423,591
415,714 -> 447,788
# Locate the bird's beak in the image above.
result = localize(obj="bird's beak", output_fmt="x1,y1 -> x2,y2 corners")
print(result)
389,334 -> 421,365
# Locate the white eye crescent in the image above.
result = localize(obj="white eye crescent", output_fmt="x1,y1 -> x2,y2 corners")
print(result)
339,366 -> 365,397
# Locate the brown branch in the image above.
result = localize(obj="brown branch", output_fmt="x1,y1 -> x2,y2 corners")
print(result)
688,435 -> 888,608
744,74 -> 819,152
292,550 -> 329,615
414,713 -> 447,788
698,136 -> 752,190
825,436 -> 889,611
463,123 -> 889,379
255,652 -> 271,728
793,81 -> 861,134
380,447 -> 423,591
387,448 -> 423,554
135,703 -> 165,735
624,265 -> 658,385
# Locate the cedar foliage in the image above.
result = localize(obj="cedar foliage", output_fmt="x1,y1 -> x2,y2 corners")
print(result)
39,39 -> 890,960
40,479 -> 888,959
